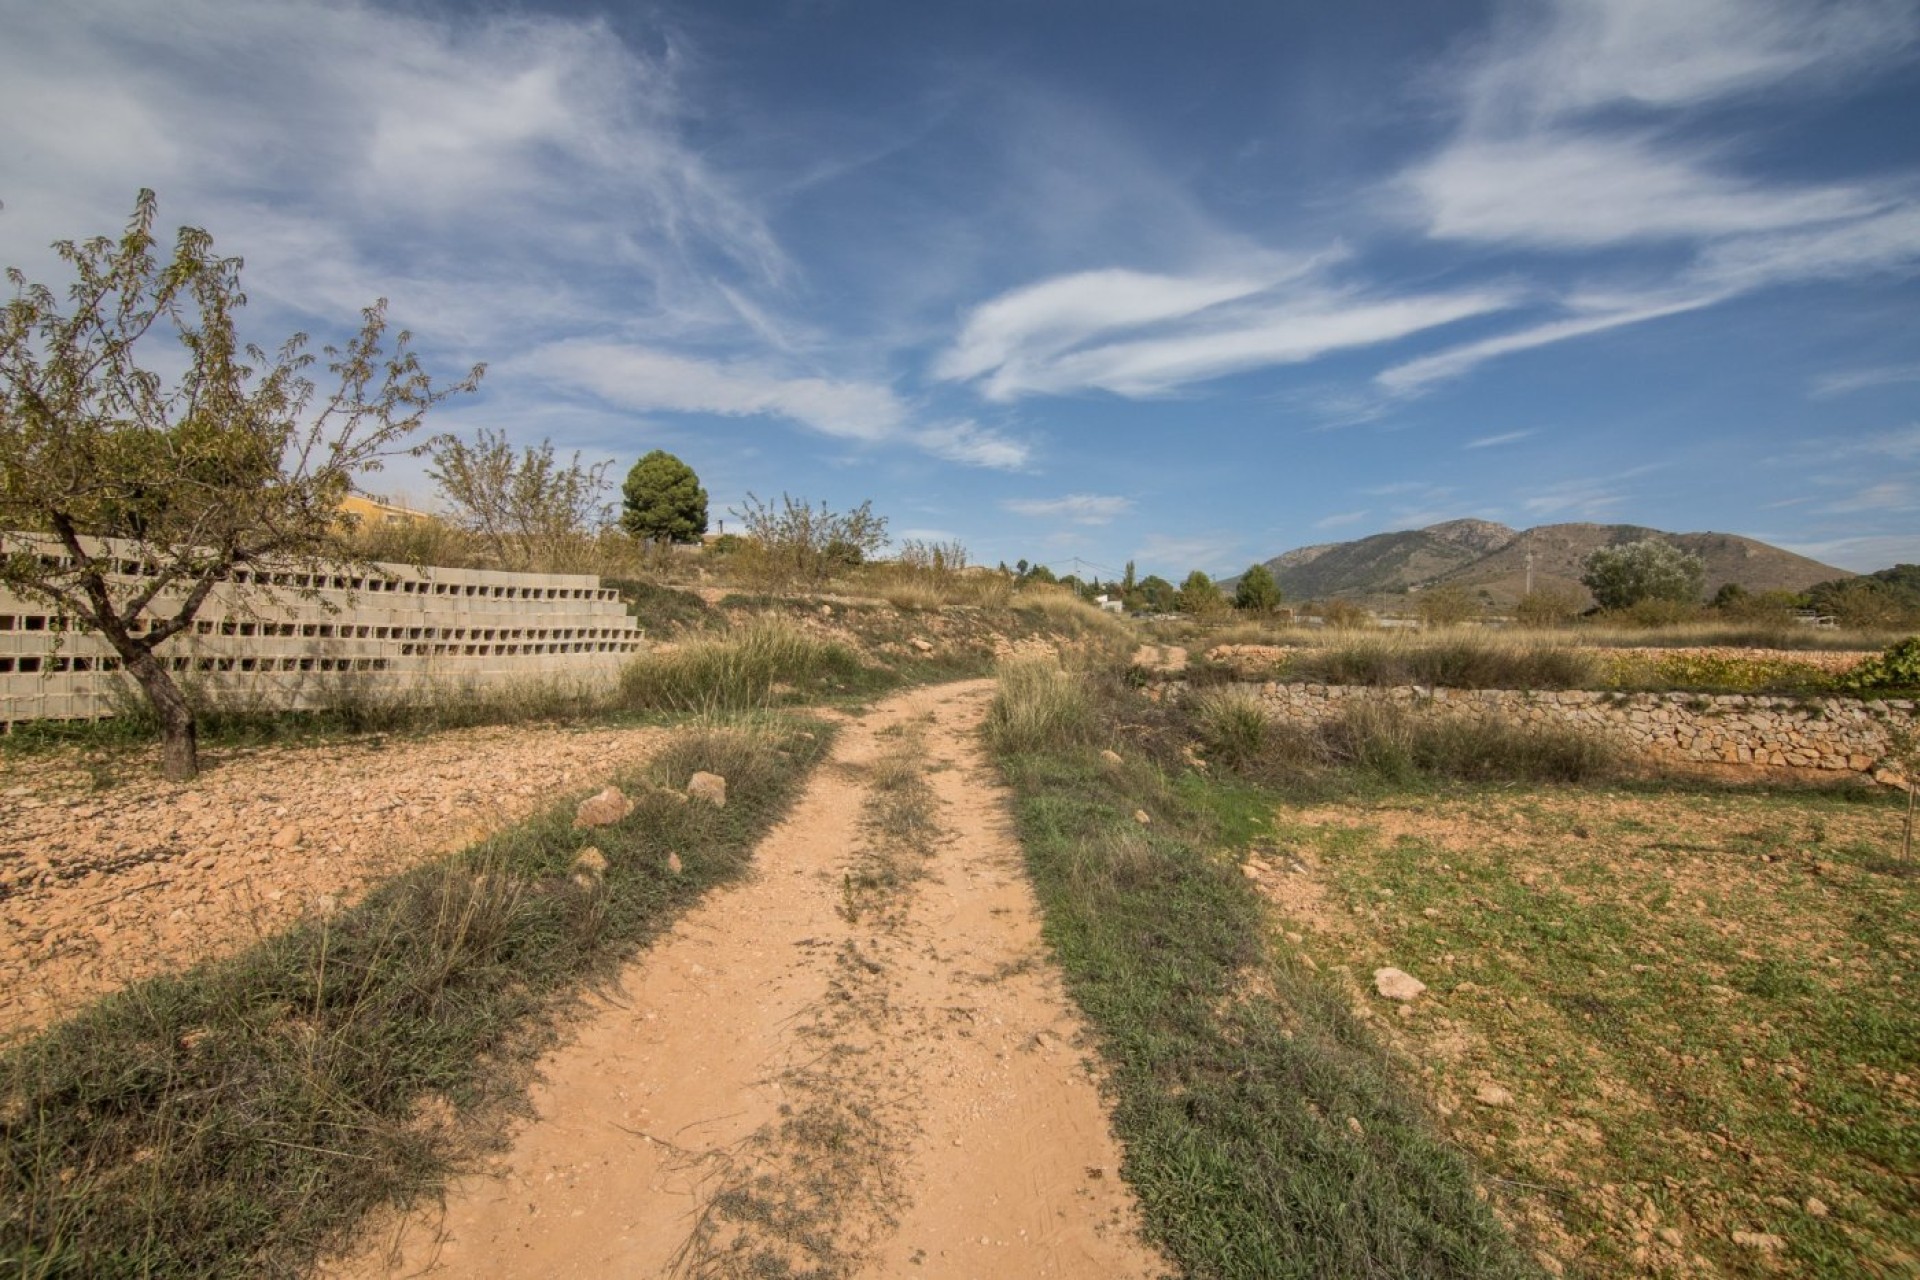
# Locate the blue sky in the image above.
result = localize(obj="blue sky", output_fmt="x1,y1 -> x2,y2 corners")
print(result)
3,0 -> 1917,580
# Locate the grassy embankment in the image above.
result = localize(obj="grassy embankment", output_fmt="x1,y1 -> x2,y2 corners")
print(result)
994,649 -> 1916,1277
989,654 -> 1567,1278
0,715 -> 830,1277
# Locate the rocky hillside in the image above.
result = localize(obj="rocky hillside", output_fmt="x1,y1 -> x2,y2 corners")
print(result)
1253,521 -> 1849,608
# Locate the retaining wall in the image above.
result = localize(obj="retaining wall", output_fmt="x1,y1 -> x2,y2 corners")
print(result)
1,550 -> 646,728
1236,681 -> 1915,780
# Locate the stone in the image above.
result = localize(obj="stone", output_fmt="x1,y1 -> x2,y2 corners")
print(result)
1731,1231 -> 1784,1252
573,786 -> 634,829
1240,863 -> 1263,879
910,637 -> 934,653
1132,809 -> 1151,826
1805,1197 -> 1829,1218
1373,967 -> 1427,1001
270,825 -> 302,850
666,851 -> 684,875
1100,749 -> 1124,767
687,772 -> 727,807
571,847 -> 608,877
1474,1083 -> 1514,1108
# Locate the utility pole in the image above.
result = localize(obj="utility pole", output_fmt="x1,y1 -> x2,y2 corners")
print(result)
1525,547 -> 1534,595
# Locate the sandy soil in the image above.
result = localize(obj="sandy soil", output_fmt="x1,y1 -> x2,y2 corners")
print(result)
332,679 -> 1165,1280
0,724 -> 665,1040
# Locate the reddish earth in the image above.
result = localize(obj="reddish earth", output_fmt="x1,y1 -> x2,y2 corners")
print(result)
0,724 -> 666,1040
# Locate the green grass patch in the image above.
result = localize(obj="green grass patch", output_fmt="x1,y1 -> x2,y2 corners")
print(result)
602,576 -> 717,633
0,717 -> 831,1278
990,667 -> 1538,1278
1276,784 -> 1919,1277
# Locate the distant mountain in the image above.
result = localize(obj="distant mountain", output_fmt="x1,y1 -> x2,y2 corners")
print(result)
1247,520 -> 1850,609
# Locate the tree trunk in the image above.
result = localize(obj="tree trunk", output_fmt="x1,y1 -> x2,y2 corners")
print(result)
126,648 -> 199,780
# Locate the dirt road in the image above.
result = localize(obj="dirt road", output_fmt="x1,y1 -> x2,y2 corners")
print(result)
335,678 -> 1165,1279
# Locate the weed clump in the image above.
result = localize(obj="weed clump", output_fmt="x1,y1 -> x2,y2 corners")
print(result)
618,616 -> 867,712
985,654 -> 1095,755
1285,634 -> 1597,690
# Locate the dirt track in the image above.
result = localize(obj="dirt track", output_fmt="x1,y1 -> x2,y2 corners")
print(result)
334,678 -> 1164,1279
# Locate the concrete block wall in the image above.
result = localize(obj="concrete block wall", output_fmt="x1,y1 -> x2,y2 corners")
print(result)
1232,681 -> 1915,780
1,550 -> 647,728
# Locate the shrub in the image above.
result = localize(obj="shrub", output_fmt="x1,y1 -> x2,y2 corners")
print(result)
1318,599 -> 1373,630
985,654 -> 1094,755
729,493 -> 888,589
1191,688 -> 1272,768
1413,585 -> 1479,628
1838,636 -> 1920,693
1512,586 -> 1586,627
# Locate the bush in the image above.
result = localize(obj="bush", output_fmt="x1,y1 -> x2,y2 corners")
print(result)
1838,636 -> 1920,693
1413,585 -> 1479,627
1512,586 -> 1586,627
1191,688 -> 1272,768
729,493 -> 888,589
1318,599 -> 1373,630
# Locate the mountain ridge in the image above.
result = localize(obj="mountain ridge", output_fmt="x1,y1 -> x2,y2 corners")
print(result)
1245,521 -> 1850,608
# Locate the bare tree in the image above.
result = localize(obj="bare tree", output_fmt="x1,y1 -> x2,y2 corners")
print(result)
427,428 -> 613,571
0,191 -> 481,779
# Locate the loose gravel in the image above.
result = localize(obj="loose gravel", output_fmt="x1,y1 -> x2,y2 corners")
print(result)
0,724 -> 665,1041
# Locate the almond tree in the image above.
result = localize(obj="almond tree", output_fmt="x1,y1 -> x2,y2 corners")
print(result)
0,191 -> 482,779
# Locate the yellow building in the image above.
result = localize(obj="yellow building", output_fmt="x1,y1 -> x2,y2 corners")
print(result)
337,494 -> 436,527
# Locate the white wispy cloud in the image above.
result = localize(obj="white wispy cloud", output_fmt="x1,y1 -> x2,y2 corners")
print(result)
1377,292 -> 1720,394
0,0 -> 785,339
1381,0 -> 1920,394
512,341 -> 905,441
1464,429 -> 1535,449
1810,364 -> 1920,398
1520,483 -> 1628,519
1828,480 -> 1914,513
1001,494 -> 1135,524
1517,463 -> 1665,520
1462,0 -> 1916,126
913,422 -> 1034,471
934,267 -> 1288,387
1405,133 -> 1877,250
1314,510 -> 1372,529
1134,533 -> 1243,576
940,263 -> 1517,401
1776,532 -> 1920,571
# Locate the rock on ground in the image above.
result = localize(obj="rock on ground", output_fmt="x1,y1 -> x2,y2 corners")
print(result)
1374,967 -> 1427,1001
687,771 -> 727,807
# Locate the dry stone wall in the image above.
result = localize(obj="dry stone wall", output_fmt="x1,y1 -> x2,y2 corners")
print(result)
1241,681 -> 1915,780
1,548 -> 645,728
